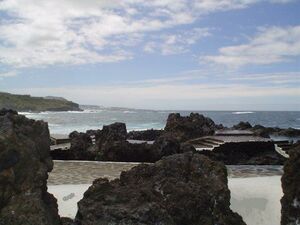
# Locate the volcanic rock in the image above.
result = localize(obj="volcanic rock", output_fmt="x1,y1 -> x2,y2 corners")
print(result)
76,152 -> 245,225
96,122 -> 127,146
69,131 -> 95,160
99,140 -> 156,162
233,121 -> 252,130
0,109 -> 60,225
98,135 -> 194,163
200,142 -> 286,165
164,113 -> 216,141
281,144 -> 300,225
127,129 -> 164,141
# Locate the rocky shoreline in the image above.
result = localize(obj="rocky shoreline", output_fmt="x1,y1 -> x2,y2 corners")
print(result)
1,108 -> 300,225
50,112 -> 298,165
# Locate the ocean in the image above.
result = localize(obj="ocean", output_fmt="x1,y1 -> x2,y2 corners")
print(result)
20,109 -> 300,135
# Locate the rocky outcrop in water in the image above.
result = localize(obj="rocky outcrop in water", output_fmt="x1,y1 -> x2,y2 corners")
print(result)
127,129 -> 164,141
0,109 -> 61,225
76,152 -> 246,225
164,113 -> 216,141
281,144 -> 300,225
200,142 -> 286,165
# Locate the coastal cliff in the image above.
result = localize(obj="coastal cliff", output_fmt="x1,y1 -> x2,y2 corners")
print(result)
0,92 -> 81,112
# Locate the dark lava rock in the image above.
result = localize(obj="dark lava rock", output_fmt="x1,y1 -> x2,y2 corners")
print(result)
152,135 -> 181,157
99,140 -> 156,162
233,121 -> 252,130
76,152 -> 246,225
200,142 -> 286,165
277,128 -> 300,137
69,131 -> 95,160
69,131 -> 93,150
164,113 -> 216,141
281,144 -> 300,225
251,125 -> 272,138
97,122 -> 127,146
0,110 -> 60,225
51,131 -> 95,160
231,122 -> 300,139
99,135 -> 195,163
127,129 -> 164,141
61,217 -> 75,225
0,108 -> 18,116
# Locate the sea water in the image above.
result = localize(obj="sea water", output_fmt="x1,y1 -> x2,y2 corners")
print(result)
20,109 -> 300,135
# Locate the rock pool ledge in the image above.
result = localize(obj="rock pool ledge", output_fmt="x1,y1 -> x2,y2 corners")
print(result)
48,160 -> 283,185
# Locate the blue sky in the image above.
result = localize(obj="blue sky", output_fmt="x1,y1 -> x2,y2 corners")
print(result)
0,0 -> 299,110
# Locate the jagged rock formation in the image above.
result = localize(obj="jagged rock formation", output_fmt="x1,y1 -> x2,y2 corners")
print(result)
96,122 -> 127,146
69,131 -> 95,160
164,113 -> 216,141
76,152 -> 245,225
0,109 -> 61,225
281,144 -> 300,225
127,129 -> 164,141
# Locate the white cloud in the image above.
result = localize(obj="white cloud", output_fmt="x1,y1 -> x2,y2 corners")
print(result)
0,0 -> 294,68
144,28 -> 211,55
203,26 -> 300,68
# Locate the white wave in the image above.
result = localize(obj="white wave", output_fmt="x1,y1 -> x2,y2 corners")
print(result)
123,110 -> 136,114
67,110 -> 103,113
19,112 -> 35,115
232,111 -> 255,115
48,123 -> 60,127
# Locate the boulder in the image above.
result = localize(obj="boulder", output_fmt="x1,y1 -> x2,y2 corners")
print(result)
96,122 -> 127,146
152,135 -> 181,157
164,113 -> 216,141
0,109 -> 61,225
69,131 -> 95,160
99,140 -> 156,162
281,144 -> 300,225
76,152 -> 245,225
233,121 -> 252,130
127,129 -> 164,141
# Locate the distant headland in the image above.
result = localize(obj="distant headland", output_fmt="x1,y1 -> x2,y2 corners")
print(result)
0,92 -> 81,112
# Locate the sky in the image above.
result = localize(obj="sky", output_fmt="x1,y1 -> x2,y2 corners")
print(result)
0,0 -> 299,111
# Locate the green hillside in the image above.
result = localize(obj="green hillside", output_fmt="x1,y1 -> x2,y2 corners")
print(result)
0,92 -> 81,112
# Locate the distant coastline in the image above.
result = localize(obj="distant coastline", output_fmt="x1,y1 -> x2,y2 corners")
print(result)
0,92 -> 81,112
